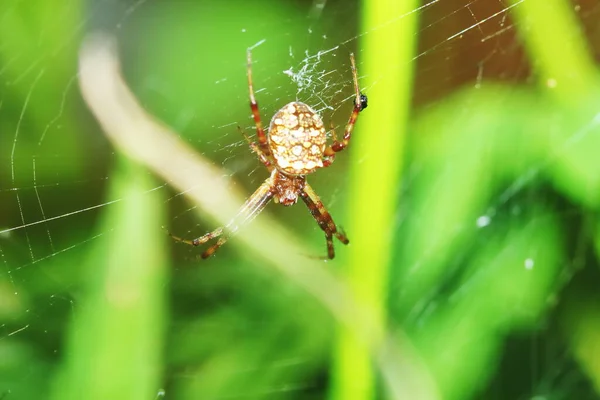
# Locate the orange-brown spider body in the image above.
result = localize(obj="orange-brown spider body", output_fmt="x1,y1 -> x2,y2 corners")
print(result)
170,50 -> 367,259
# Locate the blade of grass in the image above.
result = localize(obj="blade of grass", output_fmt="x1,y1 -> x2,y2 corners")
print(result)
509,0 -> 597,103
560,280 -> 600,395
330,0 -> 419,399
50,156 -> 167,400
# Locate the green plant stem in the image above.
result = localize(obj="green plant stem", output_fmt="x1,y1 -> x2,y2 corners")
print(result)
509,0 -> 597,103
330,1 -> 419,399
50,156 -> 167,400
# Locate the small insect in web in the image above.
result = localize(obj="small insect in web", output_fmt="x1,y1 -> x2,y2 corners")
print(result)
170,49 -> 368,259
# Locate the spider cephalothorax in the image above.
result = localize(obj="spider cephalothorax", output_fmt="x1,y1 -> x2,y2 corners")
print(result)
170,50 -> 367,259
270,170 -> 305,206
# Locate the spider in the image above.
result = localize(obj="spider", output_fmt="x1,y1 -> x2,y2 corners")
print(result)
170,49 -> 367,259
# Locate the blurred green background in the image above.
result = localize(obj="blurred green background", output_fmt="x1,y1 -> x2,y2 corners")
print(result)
2,0 -> 600,399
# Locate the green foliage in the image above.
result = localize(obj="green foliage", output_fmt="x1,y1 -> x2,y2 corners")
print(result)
49,157 -> 167,400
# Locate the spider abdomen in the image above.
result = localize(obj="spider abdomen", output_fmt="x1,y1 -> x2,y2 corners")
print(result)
268,102 -> 327,175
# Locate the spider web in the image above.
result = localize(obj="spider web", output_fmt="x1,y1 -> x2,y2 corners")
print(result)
1,0 -> 600,399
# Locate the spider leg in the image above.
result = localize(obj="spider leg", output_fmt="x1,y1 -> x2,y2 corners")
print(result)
238,125 -> 273,170
169,227 -> 223,246
300,182 -> 348,259
246,49 -> 271,157
322,121 -> 337,168
170,177 -> 275,258
323,53 -> 367,158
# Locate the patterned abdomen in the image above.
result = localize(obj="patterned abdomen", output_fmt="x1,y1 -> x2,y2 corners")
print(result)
268,102 -> 327,175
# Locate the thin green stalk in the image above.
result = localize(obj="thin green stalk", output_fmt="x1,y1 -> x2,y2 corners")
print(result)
330,1 -> 419,399
509,0 -> 597,103
50,156 -> 167,400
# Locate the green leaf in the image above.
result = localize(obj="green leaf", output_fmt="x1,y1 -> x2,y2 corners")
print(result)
50,155 -> 168,400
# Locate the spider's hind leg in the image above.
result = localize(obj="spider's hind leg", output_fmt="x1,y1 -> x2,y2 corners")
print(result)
169,227 -> 229,259
169,178 -> 275,259
169,227 -> 223,247
199,237 -> 228,259
300,183 -> 348,259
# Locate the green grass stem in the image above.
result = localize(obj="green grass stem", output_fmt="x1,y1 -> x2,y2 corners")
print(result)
330,1 -> 419,399
509,0 -> 597,103
50,156 -> 167,400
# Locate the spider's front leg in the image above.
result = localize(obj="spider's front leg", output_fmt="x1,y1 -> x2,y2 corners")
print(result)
323,53 -> 368,162
246,49 -> 271,157
300,183 -> 348,259
238,126 -> 274,170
